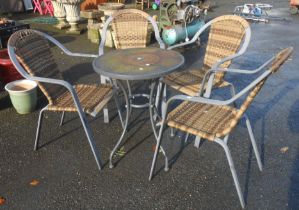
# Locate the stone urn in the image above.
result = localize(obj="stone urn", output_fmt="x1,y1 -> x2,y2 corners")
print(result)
51,0 -> 70,29
58,0 -> 84,34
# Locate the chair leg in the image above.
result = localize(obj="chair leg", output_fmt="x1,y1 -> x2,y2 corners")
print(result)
154,82 -> 164,118
184,133 -> 190,144
149,120 -> 167,180
126,80 -> 133,115
77,111 -> 103,171
34,106 -> 48,151
170,127 -> 175,137
245,116 -> 263,171
161,84 -> 167,121
215,137 -> 245,209
101,76 -> 110,123
149,82 -> 169,172
109,82 -> 130,168
194,136 -> 201,148
59,111 -> 65,126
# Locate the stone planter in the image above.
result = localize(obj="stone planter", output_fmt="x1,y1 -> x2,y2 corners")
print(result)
58,0 -> 84,34
98,3 -> 125,17
51,0 -> 70,29
80,10 -> 103,43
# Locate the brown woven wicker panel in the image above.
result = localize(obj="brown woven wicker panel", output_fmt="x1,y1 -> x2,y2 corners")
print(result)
163,67 -> 229,96
48,84 -> 113,116
203,15 -> 249,81
167,101 -> 238,140
269,47 -> 293,73
111,9 -> 149,49
8,29 -> 66,105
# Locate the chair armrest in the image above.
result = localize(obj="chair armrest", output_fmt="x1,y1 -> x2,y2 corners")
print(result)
98,15 -> 114,57
38,31 -> 97,58
163,69 -> 272,120
29,76 -> 85,114
147,16 -> 166,49
199,54 -> 275,97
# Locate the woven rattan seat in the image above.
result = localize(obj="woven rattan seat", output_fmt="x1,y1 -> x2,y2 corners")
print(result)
167,101 -> 238,140
163,68 -> 230,96
164,15 -> 250,96
48,84 -> 113,116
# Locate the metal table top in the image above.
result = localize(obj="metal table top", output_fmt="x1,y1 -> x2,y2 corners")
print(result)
92,48 -> 185,80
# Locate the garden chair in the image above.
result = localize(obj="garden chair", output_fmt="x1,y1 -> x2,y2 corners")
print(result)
149,47 -> 293,208
153,15 -> 251,146
99,9 -> 169,169
7,29 -> 129,171
164,15 -> 251,98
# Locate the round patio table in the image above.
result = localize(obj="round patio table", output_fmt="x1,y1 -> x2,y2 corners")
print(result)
92,47 -> 184,169
93,47 -> 184,80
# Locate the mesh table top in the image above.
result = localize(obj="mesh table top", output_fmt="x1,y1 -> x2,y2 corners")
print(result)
93,48 -> 184,80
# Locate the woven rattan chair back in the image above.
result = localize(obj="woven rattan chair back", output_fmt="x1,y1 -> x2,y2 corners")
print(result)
225,47 -> 293,134
8,29 -> 65,105
111,9 -> 149,49
203,15 -> 250,81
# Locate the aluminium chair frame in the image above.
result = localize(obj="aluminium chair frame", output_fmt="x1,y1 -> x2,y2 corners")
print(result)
149,47 -> 293,208
152,15 -> 252,147
7,30 -> 130,171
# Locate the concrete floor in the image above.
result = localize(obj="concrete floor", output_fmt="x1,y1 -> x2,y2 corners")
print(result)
1,0 -> 299,209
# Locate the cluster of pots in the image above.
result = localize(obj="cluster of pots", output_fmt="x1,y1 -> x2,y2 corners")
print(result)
51,0 -> 84,34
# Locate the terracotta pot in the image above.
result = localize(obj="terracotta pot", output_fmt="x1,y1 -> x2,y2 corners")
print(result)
81,0 -> 106,10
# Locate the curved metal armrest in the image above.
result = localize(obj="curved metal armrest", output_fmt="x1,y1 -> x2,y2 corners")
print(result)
202,54 -> 275,87
37,31 -> 97,58
29,75 -> 85,113
164,70 -> 272,119
8,46 -> 83,111
210,55 -> 275,75
147,16 -> 166,49
99,16 -> 113,56
211,53 -> 244,69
